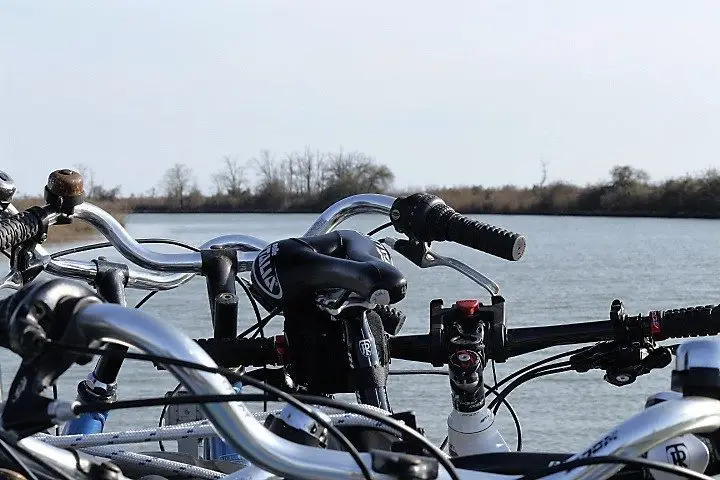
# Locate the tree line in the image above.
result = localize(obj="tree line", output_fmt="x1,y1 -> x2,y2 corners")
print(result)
124,148 -> 394,212
75,152 -> 720,218
427,165 -> 720,218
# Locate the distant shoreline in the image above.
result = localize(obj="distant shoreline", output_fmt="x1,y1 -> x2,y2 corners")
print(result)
127,208 -> 720,220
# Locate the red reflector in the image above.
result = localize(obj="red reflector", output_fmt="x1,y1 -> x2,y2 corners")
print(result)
650,311 -> 661,335
456,299 -> 480,316
275,334 -> 288,363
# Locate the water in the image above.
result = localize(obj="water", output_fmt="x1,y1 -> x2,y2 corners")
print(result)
3,212 -> 720,454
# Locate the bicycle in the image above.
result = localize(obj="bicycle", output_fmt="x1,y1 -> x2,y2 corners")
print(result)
0,168 -> 720,480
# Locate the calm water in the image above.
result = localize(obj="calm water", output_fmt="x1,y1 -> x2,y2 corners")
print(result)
3,212 -> 720,454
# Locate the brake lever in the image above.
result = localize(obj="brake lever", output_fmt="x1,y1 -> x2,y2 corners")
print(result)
315,290 -> 377,316
0,270 -> 23,290
382,237 -> 500,296
569,341 -> 673,386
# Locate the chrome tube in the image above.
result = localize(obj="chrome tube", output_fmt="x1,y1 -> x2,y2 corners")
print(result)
46,259 -> 97,281
4,202 -> 196,291
74,304 -> 498,480
44,257 -> 196,291
12,197 -> 393,281
198,234 -> 268,252
7,197 -> 396,289
546,397 -> 720,480
72,203 -> 201,272
303,194 -> 395,237
43,232 -> 267,289
234,195 -> 397,270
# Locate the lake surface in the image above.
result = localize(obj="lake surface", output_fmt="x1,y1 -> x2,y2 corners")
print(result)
3,212 -> 720,454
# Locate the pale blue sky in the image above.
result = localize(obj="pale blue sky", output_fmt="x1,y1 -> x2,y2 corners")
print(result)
2,1 -> 720,196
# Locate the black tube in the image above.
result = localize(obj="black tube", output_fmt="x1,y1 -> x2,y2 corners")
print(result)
388,335 -> 432,363
504,321 -> 615,358
201,248 -> 238,339
342,309 -> 391,412
90,261 -> 129,386
214,293 -> 238,339
389,321 -> 615,365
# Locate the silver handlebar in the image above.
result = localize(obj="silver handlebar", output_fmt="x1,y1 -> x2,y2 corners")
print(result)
5,193 -> 503,296
3,194 -> 396,290
303,194 -> 395,237
72,195 -> 395,273
3,203 -> 271,290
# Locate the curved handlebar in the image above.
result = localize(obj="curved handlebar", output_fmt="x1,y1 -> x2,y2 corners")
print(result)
3,203 -> 271,290
71,195 -> 394,274
73,203 -> 205,272
4,192 -> 522,293
3,195 -> 397,291
74,195 -> 393,273
303,194 -> 395,237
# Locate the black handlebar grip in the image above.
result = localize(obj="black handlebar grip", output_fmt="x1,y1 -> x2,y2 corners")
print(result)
651,305 -> 720,341
0,207 -> 44,251
390,193 -> 526,261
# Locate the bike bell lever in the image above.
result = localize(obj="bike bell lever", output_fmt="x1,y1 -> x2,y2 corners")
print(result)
381,237 -> 500,296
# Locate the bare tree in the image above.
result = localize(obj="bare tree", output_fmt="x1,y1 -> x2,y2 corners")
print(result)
211,156 -> 246,196
285,153 -> 298,196
610,165 -> 650,188
539,157 -> 548,188
89,185 -> 121,201
73,163 -> 95,195
163,163 -> 195,208
251,150 -> 284,191
211,172 -> 225,196
323,150 -> 394,196
296,147 -> 325,195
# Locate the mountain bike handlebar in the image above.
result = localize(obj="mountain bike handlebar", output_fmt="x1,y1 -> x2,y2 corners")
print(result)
1,169 -> 527,292
191,303 -> 720,370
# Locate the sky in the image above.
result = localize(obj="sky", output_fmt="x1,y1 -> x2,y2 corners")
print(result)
2,1 -> 720,197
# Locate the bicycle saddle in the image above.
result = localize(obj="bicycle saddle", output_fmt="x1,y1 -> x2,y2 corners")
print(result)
250,230 -> 407,310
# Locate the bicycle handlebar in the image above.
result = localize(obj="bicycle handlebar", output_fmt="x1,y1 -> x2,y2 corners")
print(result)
2,190 -> 526,292
193,303 -> 720,370
68,195 -> 400,274
2,203 -> 269,290
390,193 -> 526,261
